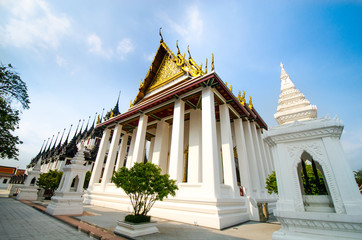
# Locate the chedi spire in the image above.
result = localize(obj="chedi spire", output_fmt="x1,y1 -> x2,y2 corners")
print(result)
274,63 -> 317,125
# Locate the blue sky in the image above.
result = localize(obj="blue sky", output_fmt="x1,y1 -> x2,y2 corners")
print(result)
0,0 -> 361,171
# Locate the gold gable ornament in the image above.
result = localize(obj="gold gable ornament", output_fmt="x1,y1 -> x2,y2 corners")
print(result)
131,33 -> 212,106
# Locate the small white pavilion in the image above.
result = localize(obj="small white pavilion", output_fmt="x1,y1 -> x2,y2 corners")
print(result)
265,63 -> 362,239
84,36 -> 276,229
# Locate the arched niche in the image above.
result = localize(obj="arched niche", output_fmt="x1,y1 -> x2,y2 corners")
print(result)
30,177 -> 36,186
70,175 -> 79,192
297,151 -> 335,213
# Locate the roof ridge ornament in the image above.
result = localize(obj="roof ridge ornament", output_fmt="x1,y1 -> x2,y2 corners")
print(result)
159,27 -> 163,43
211,53 -> 215,71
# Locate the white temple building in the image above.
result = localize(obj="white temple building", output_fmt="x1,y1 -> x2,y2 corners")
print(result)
84,37 -> 276,229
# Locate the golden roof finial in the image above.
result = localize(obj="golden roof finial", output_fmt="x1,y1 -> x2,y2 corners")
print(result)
187,45 -> 192,59
230,85 -> 233,92
238,90 -> 242,101
225,82 -> 228,87
159,27 -> 163,43
110,108 -> 114,118
211,53 -> 215,71
205,58 -> 208,73
239,90 -> 246,106
249,96 -> 253,110
96,114 -> 100,124
176,40 -> 180,55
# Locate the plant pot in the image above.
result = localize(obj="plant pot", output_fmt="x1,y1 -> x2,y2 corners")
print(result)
114,220 -> 159,238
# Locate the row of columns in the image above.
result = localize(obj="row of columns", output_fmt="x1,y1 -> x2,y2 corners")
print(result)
88,87 -> 274,199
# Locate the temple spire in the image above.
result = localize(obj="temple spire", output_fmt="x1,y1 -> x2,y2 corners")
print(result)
38,140 -> 46,155
63,124 -> 73,146
73,120 -> 81,139
112,91 -> 121,116
51,131 -> 60,151
42,138 -> 50,155
56,128 -> 66,149
84,116 -> 91,133
274,63 -> 317,125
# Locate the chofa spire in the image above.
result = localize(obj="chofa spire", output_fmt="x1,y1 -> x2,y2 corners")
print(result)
274,63 -> 317,125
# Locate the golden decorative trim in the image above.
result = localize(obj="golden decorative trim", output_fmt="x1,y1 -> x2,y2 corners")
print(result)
147,54 -> 185,93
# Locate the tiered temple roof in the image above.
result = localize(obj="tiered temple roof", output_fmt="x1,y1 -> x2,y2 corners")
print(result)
98,35 -> 268,132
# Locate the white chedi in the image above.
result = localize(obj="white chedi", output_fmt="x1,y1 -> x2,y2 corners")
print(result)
274,63 -> 317,125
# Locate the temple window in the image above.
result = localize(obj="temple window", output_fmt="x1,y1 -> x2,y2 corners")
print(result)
30,177 -> 36,186
70,175 -> 79,192
297,151 -> 334,213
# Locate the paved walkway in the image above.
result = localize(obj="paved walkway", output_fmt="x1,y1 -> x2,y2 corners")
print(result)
0,189 -> 281,240
0,197 -> 90,240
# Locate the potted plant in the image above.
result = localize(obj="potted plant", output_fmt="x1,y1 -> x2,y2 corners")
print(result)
36,170 -> 63,199
112,162 -> 178,237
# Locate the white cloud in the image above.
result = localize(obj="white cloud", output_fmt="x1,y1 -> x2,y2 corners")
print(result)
56,55 -> 67,67
116,38 -> 134,60
87,34 -> 113,59
0,0 -> 70,50
167,5 -> 204,43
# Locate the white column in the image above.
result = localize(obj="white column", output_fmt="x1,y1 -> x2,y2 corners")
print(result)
257,129 -> 271,177
265,141 -> 275,171
126,128 -> 137,168
101,124 -> 122,190
132,114 -> 148,165
219,104 -> 239,197
147,137 -> 155,163
243,120 -> 262,198
234,118 -> 253,195
152,120 -> 170,174
216,122 -> 223,183
115,133 -> 129,171
250,122 -> 267,196
188,109 -> 202,183
201,87 -> 220,198
169,99 -> 185,182
89,128 -> 111,188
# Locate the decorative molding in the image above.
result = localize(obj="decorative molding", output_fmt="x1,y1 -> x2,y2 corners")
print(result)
277,217 -> 362,232
147,54 -> 184,93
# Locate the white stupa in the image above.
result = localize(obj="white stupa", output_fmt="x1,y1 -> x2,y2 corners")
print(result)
274,63 -> 317,125
265,63 -> 362,240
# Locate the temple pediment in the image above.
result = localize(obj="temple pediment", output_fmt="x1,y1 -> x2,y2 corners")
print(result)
131,34 -> 207,107
147,48 -> 185,93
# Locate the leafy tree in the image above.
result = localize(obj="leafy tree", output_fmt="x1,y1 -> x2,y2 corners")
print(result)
0,98 -> 21,159
83,171 -> 91,189
0,63 -> 30,159
36,170 -> 63,197
354,168 -> 362,187
265,166 -> 328,195
112,162 -> 178,223
265,171 -> 278,194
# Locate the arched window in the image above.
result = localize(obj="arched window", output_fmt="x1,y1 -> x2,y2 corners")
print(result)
70,175 -> 79,192
30,177 -> 36,186
297,151 -> 334,213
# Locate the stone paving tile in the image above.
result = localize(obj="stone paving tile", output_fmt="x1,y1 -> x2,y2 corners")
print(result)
0,197 -> 90,240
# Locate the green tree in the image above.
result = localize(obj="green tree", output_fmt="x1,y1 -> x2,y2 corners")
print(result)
36,170 -> 63,198
112,162 -> 178,223
0,63 -> 30,159
265,171 -> 278,194
265,166 -> 328,195
83,171 -> 91,189
354,168 -> 362,187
